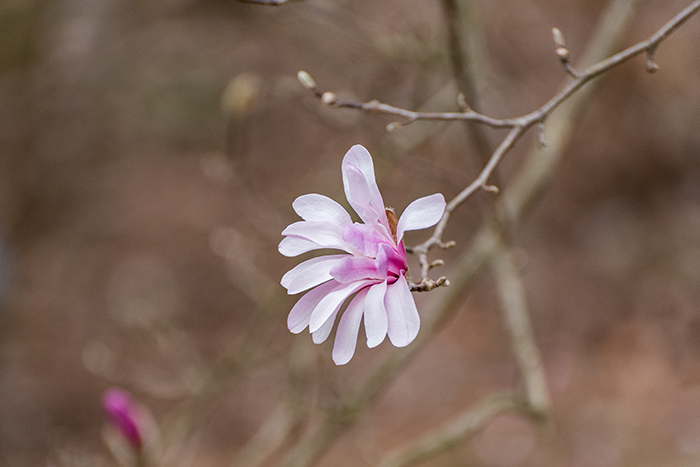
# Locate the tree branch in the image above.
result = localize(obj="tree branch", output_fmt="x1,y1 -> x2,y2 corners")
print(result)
377,394 -> 535,467
300,0 -> 700,235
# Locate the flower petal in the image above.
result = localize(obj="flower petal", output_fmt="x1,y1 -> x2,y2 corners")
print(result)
329,256 -> 382,283
364,280 -> 388,348
278,236 -> 319,257
308,279 -> 377,333
342,223 -> 393,257
375,243 -> 407,278
384,275 -> 420,347
282,221 -> 356,254
293,194 -> 352,226
281,254 -> 347,294
312,308 -> 339,344
332,289 -> 368,365
287,280 -> 339,333
396,193 -> 446,242
342,145 -> 388,231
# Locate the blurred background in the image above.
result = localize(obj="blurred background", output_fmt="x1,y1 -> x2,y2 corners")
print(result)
1,0 -> 700,466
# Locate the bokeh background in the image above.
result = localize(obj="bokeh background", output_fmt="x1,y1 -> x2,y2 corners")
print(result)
1,0 -> 700,466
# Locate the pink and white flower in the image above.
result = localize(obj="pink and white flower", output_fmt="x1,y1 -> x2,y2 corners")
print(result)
279,145 -> 446,365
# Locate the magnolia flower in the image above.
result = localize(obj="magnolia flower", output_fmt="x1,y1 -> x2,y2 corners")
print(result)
279,145 -> 446,365
102,388 -> 143,452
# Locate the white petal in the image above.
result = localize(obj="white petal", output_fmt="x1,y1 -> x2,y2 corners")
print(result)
364,280 -> 388,348
308,279 -> 376,333
281,221 -> 356,254
287,280 -> 338,333
343,145 -> 377,187
342,145 -> 388,230
282,220 -> 342,243
281,254 -> 347,294
332,289 -> 368,365
396,193 -> 446,242
293,194 -> 352,226
312,308 -> 339,344
384,275 -> 420,347
278,237 -> 319,257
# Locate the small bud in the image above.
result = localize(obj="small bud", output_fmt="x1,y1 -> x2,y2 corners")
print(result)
321,92 -> 338,106
537,122 -> 547,147
555,46 -> 570,63
221,72 -> 261,118
645,59 -> 659,73
103,388 -> 143,452
552,27 -> 566,48
457,93 -> 470,111
386,121 -> 402,132
297,71 -> 317,90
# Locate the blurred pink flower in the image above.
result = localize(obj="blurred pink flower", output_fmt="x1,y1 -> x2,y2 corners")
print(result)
102,388 -> 143,452
279,145 -> 445,365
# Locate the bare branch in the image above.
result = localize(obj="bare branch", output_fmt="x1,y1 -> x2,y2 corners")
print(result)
440,0 -> 494,168
304,0 -> 700,132
377,394 -> 536,467
491,246 -> 551,416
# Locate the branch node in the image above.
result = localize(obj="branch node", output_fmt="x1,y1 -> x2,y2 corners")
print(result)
457,93 -> 471,111
483,184 -> 500,194
645,51 -> 660,73
321,92 -> 339,106
297,70 -> 317,92
552,27 -> 566,48
409,276 -> 450,292
552,28 -> 579,77
537,122 -> 547,148
555,46 -> 570,64
428,259 -> 445,270
440,240 -> 456,250
386,117 -> 417,132
366,99 -> 381,111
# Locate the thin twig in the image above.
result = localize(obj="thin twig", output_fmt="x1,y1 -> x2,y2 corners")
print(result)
307,0 -> 700,131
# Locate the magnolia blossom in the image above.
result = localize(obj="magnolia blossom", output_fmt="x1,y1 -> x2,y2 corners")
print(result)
102,388 -> 143,452
279,145 -> 446,365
